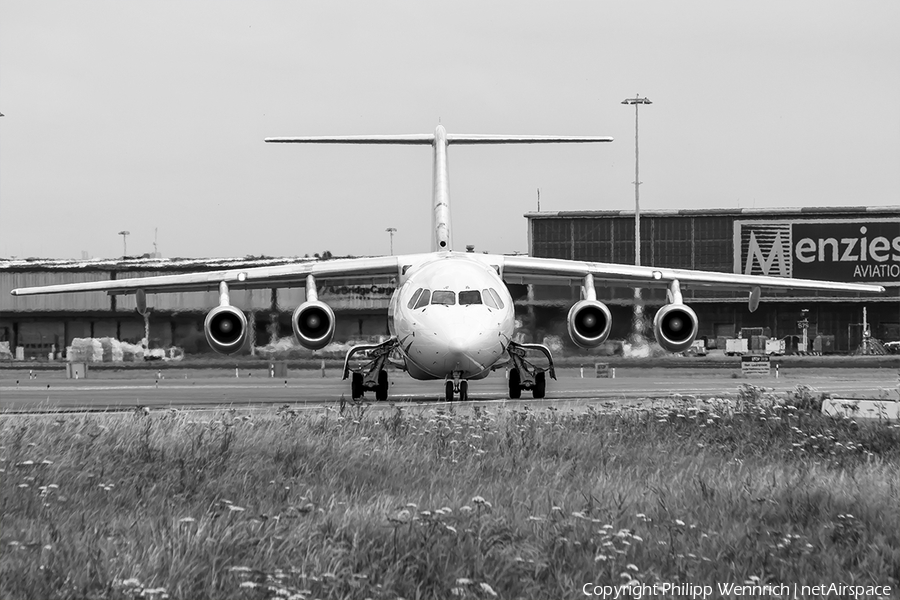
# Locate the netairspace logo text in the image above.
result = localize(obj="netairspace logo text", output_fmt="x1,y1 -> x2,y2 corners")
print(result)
582,582 -> 893,599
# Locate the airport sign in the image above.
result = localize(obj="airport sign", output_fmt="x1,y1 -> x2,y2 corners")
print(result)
734,218 -> 900,285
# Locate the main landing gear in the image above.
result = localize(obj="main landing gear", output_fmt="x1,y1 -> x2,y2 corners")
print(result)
444,377 -> 469,402
505,341 -> 556,399
343,338 -> 398,401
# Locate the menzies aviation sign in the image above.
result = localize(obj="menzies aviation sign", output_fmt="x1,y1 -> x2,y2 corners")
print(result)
735,218 -> 900,285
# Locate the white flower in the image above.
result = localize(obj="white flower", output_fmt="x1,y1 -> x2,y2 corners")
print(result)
227,505 -> 245,512
479,583 -> 498,597
240,581 -> 258,589
179,517 -> 196,523
456,578 -> 473,585
674,519 -> 685,526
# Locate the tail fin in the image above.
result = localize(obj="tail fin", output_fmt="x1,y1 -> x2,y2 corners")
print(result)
266,127 -> 613,252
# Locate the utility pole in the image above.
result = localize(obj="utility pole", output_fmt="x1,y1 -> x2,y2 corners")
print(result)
622,95 -> 652,347
385,227 -> 397,255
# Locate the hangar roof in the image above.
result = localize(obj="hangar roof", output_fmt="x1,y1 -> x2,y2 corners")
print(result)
525,205 -> 900,219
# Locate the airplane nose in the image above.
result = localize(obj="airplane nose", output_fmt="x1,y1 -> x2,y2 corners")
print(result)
448,338 -> 467,356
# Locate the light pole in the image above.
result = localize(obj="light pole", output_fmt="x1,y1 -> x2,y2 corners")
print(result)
622,95 -> 652,347
118,230 -> 130,257
385,227 -> 397,255
621,95 -> 651,266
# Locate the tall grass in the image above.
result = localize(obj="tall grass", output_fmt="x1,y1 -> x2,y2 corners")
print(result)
2,386 -> 898,599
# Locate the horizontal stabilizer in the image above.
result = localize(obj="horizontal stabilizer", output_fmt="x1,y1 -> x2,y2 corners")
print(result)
447,134 -> 613,144
265,135 -> 434,144
265,134 -> 613,145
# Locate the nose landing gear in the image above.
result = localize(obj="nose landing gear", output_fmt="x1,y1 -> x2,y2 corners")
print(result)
444,375 -> 469,402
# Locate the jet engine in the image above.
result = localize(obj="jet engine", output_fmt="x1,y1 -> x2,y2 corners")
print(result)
204,305 -> 248,355
292,301 -> 336,350
567,300 -> 613,348
653,303 -> 699,353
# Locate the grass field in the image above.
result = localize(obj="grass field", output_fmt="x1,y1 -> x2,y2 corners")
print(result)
2,385 -> 898,599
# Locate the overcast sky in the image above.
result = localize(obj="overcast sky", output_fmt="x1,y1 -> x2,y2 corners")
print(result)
1,1 -> 898,260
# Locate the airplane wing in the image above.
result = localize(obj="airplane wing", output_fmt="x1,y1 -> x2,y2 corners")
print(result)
9,255 -> 402,296
499,254 -> 885,294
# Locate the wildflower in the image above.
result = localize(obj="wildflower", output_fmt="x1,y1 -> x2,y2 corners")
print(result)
226,505 -> 245,512
444,525 -> 457,534
122,578 -> 142,588
479,583 -> 498,597
390,509 -> 411,524
179,517 -> 196,524
471,495 -> 486,504
674,519 -> 685,526
595,554 -> 609,561
240,581 -> 258,589
228,566 -> 252,573
456,578 -> 473,585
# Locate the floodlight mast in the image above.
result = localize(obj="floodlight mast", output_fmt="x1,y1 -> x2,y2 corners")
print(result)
118,230 -> 130,258
385,227 -> 397,255
621,95 -> 652,267
622,95 -> 652,348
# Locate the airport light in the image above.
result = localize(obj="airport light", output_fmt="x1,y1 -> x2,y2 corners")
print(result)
385,227 -> 397,255
621,95 -> 652,267
622,95 -> 652,346
118,230 -> 130,257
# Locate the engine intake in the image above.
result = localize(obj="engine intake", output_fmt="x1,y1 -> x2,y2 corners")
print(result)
204,305 -> 248,355
653,303 -> 699,353
292,301 -> 336,350
567,300 -> 612,348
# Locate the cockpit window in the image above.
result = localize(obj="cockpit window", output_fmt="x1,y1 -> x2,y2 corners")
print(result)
482,289 -> 499,309
414,289 -> 431,309
459,290 -> 482,305
489,288 -> 505,309
407,288 -> 424,309
431,290 -> 455,305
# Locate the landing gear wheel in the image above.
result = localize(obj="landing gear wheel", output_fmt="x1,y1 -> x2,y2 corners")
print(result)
508,368 -> 522,399
459,380 -> 468,402
532,371 -> 546,399
375,370 -> 389,401
351,372 -> 364,400
445,380 -> 454,402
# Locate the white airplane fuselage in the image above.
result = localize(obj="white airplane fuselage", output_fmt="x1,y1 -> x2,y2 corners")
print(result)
388,252 -> 515,380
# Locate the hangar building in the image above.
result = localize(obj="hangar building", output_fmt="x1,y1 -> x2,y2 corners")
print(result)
525,205 -> 899,352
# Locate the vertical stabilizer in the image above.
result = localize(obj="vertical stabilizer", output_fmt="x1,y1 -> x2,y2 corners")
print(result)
432,125 -> 451,251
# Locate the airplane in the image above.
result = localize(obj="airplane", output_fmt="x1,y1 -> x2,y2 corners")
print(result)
10,125 -> 885,401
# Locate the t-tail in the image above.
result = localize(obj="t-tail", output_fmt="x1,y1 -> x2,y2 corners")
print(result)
266,126 -> 613,252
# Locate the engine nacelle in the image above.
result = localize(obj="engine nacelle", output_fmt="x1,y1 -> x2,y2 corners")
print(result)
653,303 -> 699,353
204,305 -> 248,355
567,300 -> 613,348
292,301 -> 336,350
